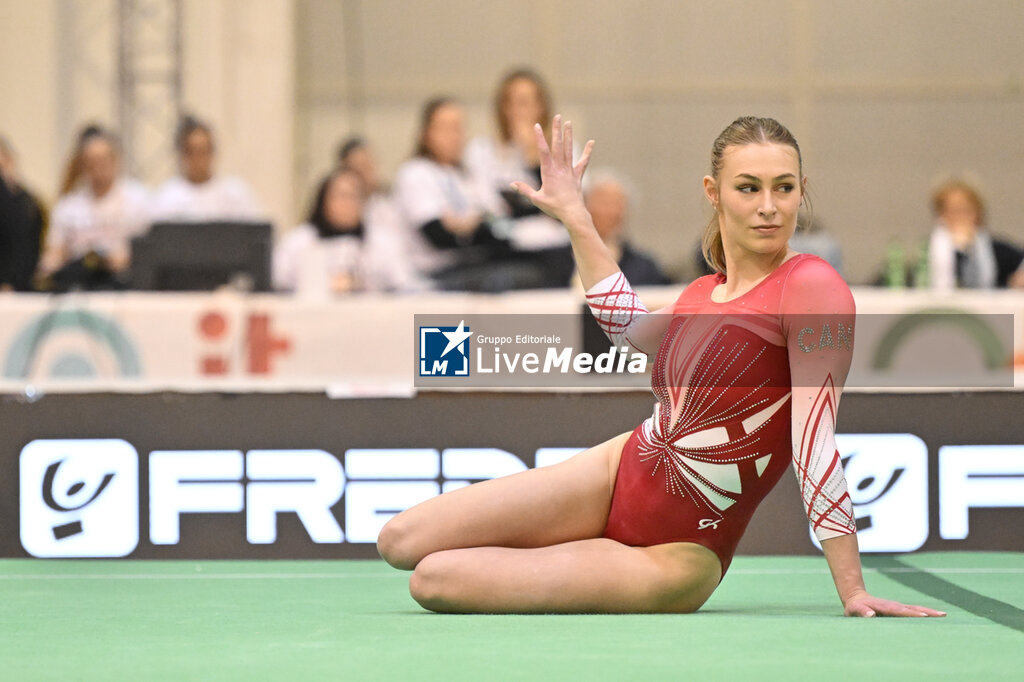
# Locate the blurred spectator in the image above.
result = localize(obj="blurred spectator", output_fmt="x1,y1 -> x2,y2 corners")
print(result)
274,168 -> 412,294
0,135 -> 47,291
40,125 -> 150,290
586,169 -> 671,285
552,169 -> 671,290
56,124 -> 97,198
465,68 -> 569,251
150,115 -> 263,222
392,97 -> 507,286
928,179 -> 1024,289
338,137 -> 385,193
337,136 -> 421,292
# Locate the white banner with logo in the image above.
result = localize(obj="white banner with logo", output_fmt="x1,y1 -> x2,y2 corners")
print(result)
0,288 -> 1021,393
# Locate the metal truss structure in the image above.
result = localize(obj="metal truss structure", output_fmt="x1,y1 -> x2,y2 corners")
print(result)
58,0 -> 183,184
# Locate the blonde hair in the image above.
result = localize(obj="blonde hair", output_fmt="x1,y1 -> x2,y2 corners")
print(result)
931,178 -> 985,227
701,116 -> 803,275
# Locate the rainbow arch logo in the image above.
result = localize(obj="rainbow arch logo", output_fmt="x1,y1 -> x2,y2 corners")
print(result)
3,310 -> 141,380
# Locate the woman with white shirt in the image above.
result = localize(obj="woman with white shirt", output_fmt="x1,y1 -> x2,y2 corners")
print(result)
391,97 -> 508,285
464,69 -> 569,252
274,167 -> 410,294
40,126 -> 150,290
927,179 -> 1024,290
150,115 -> 263,223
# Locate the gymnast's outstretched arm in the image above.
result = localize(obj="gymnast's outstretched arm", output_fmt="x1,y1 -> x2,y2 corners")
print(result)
513,116 -> 671,354
510,114 -> 611,290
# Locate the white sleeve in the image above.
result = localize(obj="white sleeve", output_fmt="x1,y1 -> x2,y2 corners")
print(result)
585,271 -> 652,352
463,137 -> 507,216
392,160 -> 448,227
272,225 -> 313,291
149,180 -> 185,223
222,177 -> 263,220
122,180 -> 153,237
928,226 -> 956,291
362,197 -> 421,292
781,259 -> 857,541
47,198 -> 73,249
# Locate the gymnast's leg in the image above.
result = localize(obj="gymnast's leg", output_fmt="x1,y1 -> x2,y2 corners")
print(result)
377,431 -> 630,570
410,539 -> 721,614
377,430 -> 722,613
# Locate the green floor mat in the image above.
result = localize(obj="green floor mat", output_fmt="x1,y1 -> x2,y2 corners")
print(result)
1,552 -> 1020,681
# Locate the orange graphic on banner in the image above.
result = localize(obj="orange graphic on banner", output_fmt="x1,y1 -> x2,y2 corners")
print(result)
197,311 -> 291,376
246,313 -> 291,374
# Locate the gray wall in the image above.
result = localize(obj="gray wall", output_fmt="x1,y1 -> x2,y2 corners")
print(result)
295,0 -> 1024,284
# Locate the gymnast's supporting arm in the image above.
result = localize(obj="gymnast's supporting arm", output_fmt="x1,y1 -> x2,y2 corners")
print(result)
782,260 -> 945,617
822,534 -> 944,617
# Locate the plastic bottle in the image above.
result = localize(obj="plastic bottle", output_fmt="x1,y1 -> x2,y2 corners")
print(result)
884,241 -> 905,288
912,242 -> 930,288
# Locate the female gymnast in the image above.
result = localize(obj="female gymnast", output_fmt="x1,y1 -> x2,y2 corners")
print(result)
378,115 -> 946,617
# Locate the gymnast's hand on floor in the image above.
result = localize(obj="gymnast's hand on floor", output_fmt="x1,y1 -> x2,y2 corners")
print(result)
511,114 -> 594,227
842,590 -> 947,618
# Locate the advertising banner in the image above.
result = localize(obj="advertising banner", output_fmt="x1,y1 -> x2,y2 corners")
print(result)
2,391 -> 1022,559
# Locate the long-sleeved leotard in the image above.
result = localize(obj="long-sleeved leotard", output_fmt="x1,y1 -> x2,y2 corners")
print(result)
586,254 -> 856,574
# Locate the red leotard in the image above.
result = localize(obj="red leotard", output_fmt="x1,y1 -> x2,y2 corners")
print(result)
587,254 -> 857,574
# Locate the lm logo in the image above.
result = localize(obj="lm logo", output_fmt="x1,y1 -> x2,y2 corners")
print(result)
20,439 -> 139,557
419,320 -> 471,377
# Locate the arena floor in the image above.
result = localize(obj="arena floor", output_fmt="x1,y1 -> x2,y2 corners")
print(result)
1,552 -> 1020,681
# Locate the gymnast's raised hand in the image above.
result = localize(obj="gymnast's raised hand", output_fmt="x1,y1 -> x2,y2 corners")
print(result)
511,115 -> 628,293
511,115 -> 594,228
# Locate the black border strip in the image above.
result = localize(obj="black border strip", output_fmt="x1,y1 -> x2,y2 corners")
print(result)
865,555 -> 1024,632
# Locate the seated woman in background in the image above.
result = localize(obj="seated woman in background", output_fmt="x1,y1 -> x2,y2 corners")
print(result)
464,67 -> 569,253
391,97 -> 507,288
337,136 -> 421,292
150,115 -> 263,223
39,125 -> 150,290
337,136 -> 391,222
928,178 -> 1024,289
465,68 -> 568,252
273,167 -> 408,294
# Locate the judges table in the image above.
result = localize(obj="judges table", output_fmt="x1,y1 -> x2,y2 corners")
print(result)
0,287 -> 1021,394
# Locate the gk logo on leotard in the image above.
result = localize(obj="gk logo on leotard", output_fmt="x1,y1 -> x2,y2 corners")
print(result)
698,518 -> 721,530
419,320 -> 471,377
